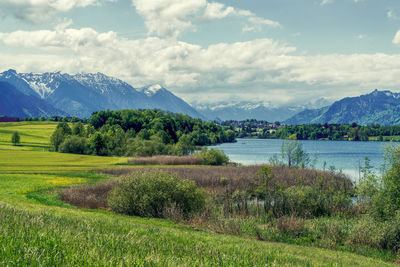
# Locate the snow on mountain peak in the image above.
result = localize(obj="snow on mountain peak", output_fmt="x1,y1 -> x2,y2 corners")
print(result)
19,73 -> 61,99
24,80 -> 54,99
74,72 -> 126,94
142,84 -> 164,96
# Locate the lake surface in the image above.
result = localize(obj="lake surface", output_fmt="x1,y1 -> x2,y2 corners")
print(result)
209,138 -> 395,179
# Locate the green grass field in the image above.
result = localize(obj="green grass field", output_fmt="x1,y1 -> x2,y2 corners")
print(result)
0,122 -> 395,266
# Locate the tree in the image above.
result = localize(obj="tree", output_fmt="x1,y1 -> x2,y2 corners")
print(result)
89,132 -> 106,155
50,122 -> 72,151
59,136 -> 87,154
280,141 -> 310,168
175,134 -> 195,155
11,132 -> 20,146
225,129 -> 236,142
50,128 -> 66,151
71,116 -> 80,123
72,122 -> 85,137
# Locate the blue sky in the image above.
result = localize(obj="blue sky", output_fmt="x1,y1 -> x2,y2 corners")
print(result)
1,0 -> 400,106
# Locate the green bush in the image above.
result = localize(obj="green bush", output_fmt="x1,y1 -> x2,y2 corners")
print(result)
381,211 -> 400,251
284,186 -> 322,217
108,171 -> 205,218
195,148 -> 229,166
58,136 -> 87,154
371,161 -> 400,220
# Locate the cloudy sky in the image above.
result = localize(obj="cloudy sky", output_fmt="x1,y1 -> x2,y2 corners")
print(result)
1,0 -> 400,106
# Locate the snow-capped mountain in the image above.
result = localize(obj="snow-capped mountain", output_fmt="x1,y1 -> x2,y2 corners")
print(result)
0,70 -> 203,119
194,98 -> 332,122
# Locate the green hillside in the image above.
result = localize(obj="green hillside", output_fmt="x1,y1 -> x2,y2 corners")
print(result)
0,122 -> 394,266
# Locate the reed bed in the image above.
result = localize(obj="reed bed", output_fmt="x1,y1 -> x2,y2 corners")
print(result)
61,181 -> 115,209
101,165 -> 352,193
63,165 -> 352,209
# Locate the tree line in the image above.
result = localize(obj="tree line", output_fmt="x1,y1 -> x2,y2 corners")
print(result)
221,120 -> 400,141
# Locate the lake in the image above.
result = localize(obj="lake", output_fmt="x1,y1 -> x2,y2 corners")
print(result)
209,138 -> 395,179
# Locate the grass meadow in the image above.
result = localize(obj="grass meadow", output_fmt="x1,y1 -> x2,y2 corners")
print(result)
0,122 -> 395,266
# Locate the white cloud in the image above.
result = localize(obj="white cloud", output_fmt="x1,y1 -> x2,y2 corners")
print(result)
388,9 -> 400,20
0,0 -> 97,23
393,30 -> 400,46
356,34 -> 367,39
320,0 -> 361,6
0,28 -> 117,52
131,0 -> 280,38
2,27 -> 400,105
203,2 -> 236,19
321,0 -> 334,6
132,0 -> 206,38
243,17 -> 281,32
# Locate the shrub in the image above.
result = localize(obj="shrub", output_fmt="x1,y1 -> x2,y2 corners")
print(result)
284,186 -> 321,217
195,148 -> 229,166
108,171 -> 205,218
58,136 -> 87,154
370,161 -> 400,220
347,215 -> 387,250
275,216 -> 306,238
381,211 -> 400,251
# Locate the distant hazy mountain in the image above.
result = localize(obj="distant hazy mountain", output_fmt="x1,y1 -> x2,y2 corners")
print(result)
194,98 -> 331,122
285,89 -> 400,125
0,69 -> 203,119
0,81 -> 65,118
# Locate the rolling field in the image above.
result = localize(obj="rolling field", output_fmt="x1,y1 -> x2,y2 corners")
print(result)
0,122 -> 395,266
0,121 -> 58,150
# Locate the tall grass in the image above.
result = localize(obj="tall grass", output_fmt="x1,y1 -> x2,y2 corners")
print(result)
61,181 -> 115,209
0,203 -> 393,266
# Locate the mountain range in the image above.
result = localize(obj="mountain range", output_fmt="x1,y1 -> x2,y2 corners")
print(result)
194,102 -> 302,122
285,89 -> 400,125
194,98 -> 332,122
0,70 -> 203,119
1,69 -> 400,125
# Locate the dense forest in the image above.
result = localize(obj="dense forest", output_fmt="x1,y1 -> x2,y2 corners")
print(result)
50,109 -> 235,157
220,120 -> 400,141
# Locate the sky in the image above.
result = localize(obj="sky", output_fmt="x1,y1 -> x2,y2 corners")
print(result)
1,0 -> 400,107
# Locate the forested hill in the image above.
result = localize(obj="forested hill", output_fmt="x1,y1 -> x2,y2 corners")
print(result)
285,89 -> 400,125
51,109 -> 236,157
